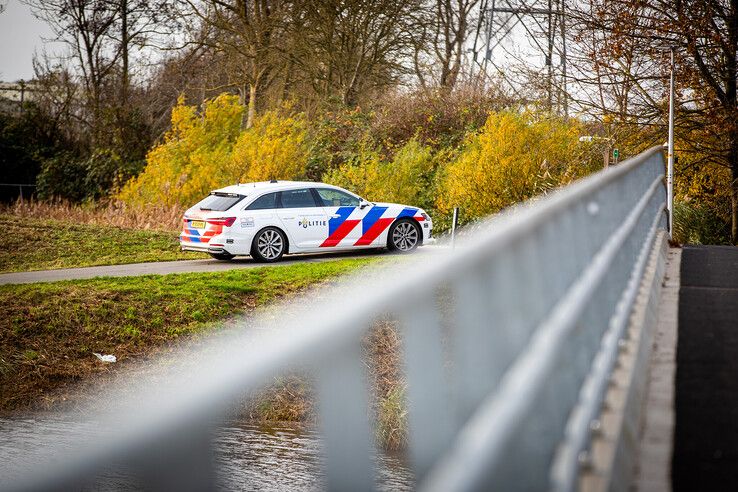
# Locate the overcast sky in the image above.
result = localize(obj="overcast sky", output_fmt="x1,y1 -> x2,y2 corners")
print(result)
0,0 -> 58,81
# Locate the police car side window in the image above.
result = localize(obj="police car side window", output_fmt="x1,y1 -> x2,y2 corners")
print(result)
246,192 -> 277,210
280,188 -> 319,208
315,188 -> 359,207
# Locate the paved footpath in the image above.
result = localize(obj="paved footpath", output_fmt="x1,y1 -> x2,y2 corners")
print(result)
0,250 -> 390,285
0,246 -> 446,285
673,245 -> 738,491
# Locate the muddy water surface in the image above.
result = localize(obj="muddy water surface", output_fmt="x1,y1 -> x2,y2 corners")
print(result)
0,417 -> 414,491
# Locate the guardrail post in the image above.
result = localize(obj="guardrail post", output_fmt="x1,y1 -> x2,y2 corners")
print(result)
400,296 -> 455,479
316,340 -> 374,492
451,207 -> 459,249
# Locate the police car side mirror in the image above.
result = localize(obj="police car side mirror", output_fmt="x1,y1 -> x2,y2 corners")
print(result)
359,199 -> 370,209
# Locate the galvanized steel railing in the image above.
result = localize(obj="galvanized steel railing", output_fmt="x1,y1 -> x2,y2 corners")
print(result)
5,147 -> 667,492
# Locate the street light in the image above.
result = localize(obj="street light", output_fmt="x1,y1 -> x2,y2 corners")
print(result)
667,47 -> 676,239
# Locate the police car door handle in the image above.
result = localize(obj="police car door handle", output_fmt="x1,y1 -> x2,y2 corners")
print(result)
331,214 -> 340,218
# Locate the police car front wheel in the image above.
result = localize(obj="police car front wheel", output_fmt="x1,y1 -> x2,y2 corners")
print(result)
252,227 -> 287,262
388,219 -> 420,253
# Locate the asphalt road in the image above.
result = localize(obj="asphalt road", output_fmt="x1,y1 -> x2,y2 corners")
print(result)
0,249 -> 407,285
673,245 -> 738,491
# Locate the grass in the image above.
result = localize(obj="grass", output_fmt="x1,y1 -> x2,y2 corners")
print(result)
0,214 -> 205,272
0,258 -> 375,410
367,323 -> 408,450
672,200 -> 732,245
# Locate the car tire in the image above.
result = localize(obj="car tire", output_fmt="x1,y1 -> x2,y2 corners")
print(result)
209,252 -> 234,261
251,227 -> 287,262
387,218 -> 421,253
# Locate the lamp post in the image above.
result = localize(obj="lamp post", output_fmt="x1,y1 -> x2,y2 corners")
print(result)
667,47 -> 676,239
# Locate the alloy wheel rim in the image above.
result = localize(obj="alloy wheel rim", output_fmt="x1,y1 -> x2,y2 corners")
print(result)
257,230 -> 283,259
392,222 -> 418,251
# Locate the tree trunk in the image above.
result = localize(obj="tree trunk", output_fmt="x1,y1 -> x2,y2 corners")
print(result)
238,81 -> 258,130
246,83 -> 257,130
120,0 -> 128,105
730,159 -> 738,246
730,124 -> 738,245
727,0 -> 737,244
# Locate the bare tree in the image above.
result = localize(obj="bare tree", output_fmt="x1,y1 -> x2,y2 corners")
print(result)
112,0 -> 176,105
412,0 -> 481,90
30,56 -> 84,146
24,0 -> 119,138
180,0 -> 292,128
24,0 -> 171,145
286,0 -> 417,107
569,0 -> 738,244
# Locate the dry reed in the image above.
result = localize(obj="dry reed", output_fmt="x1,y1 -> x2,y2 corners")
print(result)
241,320 -> 408,450
1,199 -> 185,232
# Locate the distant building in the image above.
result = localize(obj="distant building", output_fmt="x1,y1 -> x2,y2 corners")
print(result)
0,81 -> 39,114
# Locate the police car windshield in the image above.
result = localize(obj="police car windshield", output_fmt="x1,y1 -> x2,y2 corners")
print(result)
197,192 -> 244,211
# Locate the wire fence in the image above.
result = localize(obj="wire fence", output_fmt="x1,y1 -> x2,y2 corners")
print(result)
0,183 -> 36,201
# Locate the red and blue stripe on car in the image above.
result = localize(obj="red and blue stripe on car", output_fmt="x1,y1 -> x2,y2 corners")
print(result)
320,206 -> 425,247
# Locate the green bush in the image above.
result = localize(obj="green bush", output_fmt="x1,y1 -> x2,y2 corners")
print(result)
304,108 -> 373,181
84,149 -> 145,199
36,149 -> 144,201
324,138 -> 436,209
0,105 -> 60,201
36,152 -> 89,201
672,200 -> 731,245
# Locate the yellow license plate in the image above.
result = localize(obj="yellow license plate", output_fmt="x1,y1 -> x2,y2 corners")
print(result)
190,220 -> 205,229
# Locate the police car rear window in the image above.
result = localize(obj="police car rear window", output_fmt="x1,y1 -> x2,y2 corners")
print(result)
246,192 -> 277,210
196,193 -> 244,211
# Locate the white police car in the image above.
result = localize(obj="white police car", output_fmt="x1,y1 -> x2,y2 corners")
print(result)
180,181 -> 433,262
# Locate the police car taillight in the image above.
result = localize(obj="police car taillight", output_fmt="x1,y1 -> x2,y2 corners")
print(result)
207,217 -> 237,227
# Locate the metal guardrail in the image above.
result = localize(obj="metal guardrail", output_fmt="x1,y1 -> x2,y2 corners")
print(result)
4,147 -> 668,492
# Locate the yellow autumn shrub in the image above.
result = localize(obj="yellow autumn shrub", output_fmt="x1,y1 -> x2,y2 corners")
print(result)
118,95 -> 309,207
324,138 -> 434,206
118,94 -> 244,206
228,111 -> 308,182
438,111 -> 595,219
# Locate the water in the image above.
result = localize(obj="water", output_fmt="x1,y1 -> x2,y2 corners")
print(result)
0,417 -> 414,491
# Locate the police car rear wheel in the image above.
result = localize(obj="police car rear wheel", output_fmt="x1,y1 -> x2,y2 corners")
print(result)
388,219 -> 420,252
252,227 -> 286,262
